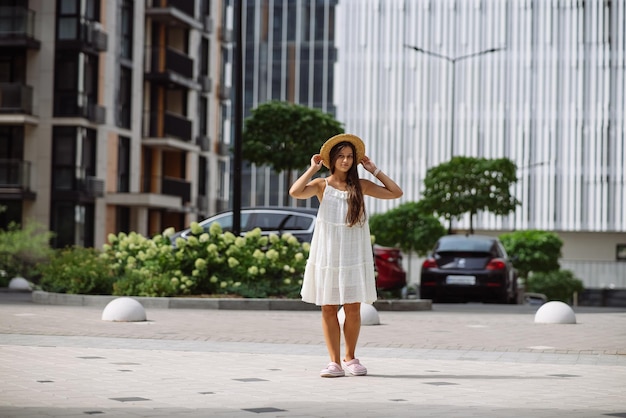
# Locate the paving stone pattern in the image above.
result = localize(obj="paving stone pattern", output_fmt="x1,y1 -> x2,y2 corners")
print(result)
0,292 -> 625,417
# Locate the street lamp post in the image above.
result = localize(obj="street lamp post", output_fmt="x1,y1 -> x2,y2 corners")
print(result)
404,45 -> 504,157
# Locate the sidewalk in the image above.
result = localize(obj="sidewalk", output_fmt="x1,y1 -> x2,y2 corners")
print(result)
1,291 -> 625,417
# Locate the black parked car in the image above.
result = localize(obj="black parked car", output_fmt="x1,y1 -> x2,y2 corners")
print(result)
420,234 -> 518,304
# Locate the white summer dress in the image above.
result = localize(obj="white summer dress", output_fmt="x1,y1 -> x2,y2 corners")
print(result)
300,179 -> 377,306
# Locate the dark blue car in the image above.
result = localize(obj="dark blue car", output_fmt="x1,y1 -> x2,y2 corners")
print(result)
420,234 -> 518,304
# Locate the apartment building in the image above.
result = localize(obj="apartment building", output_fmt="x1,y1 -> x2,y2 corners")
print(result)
0,0 -> 225,247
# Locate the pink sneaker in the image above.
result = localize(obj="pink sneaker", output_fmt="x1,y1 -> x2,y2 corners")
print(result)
320,362 -> 345,378
343,358 -> 367,376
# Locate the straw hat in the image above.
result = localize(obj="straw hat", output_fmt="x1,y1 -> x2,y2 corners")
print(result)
319,133 -> 365,168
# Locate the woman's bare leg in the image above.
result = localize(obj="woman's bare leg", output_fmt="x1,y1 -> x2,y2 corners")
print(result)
342,302 -> 361,361
321,305 -> 341,364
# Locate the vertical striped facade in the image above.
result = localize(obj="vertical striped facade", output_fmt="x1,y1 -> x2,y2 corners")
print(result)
335,0 -> 626,234
223,0 -> 338,208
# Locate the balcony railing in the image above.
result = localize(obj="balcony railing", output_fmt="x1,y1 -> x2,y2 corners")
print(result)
0,83 -> 33,114
199,75 -> 212,92
0,159 -> 32,191
147,110 -> 192,142
196,135 -> 210,151
146,0 -> 195,19
162,176 -> 191,203
83,176 -> 105,197
142,174 -> 191,203
0,6 -> 39,46
52,167 -> 105,198
55,93 -> 106,124
147,46 -> 194,80
57,18 -> 107,51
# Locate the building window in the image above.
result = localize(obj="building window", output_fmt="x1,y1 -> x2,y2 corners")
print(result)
120,0 -> 133,60
0,52 -> 26,83
116,206 -> 130,233
198,155 -> 207,196
57,0 -> 100,41
51,201 -> 94,248
198,96 -> 207,137
51,126 -> 96,192
54,51 -> 99,119
117,136 -> 130,192
201,0 -> 211,16
200,37 -> 209,75
117,65 -> 132,128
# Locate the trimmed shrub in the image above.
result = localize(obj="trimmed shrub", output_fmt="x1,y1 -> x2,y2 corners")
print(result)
39,247 -> 115,295
526,269 -> 584,304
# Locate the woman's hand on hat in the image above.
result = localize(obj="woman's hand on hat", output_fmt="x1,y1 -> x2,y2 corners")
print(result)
311,154 -> 323,171
361,156 -> 376,174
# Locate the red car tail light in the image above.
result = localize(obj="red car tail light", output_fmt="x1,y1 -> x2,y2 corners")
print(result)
486,258 -> 506,270
375,248 -> 402,265
377,252 -> 395,262
422,258 -> 438,269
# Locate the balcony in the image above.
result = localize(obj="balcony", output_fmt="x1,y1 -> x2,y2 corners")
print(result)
145,0 -> 202,30
0,83 -> 33,114
52,168 -> 104,199
0,159 -> 35,200
55,93 -> 106,124
162,176 -> 191,203
199,75 -> 212,93
57,18 -> 108,52
142,174 -> 191,204
219,85 -> 231,100
83,176 -> 105,197
196,135 -> 210,151
203,16 -> 213,33
146,110 -> 192,142
145,46 -> 200,90
0,6 -> 40,49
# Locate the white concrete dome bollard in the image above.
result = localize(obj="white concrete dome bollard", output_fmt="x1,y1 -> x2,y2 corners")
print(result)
102,297 -> 147,322
337,303 -> 380,326
8,277 -> 32,291
534,301 -> 576,324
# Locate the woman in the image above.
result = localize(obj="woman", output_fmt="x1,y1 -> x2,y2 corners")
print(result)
289,133 -> 403,377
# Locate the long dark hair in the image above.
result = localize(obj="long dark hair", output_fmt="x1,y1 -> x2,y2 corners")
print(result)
329,142 -> 365,226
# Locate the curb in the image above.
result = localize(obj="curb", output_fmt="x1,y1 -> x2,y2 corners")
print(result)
30,290 -> 432,311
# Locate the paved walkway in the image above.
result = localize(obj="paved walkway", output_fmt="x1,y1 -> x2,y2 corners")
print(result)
1,291 -> 625,417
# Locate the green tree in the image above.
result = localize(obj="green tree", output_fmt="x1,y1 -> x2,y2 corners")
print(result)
418,156 -> 520,233
369,202 -> 446,280
242,101 -> 344,204
499,230 -> 563,280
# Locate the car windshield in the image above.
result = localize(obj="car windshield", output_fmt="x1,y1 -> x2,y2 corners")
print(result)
282,215 -> 313,230
199,213 -> 251,232
436,238 -> 493,252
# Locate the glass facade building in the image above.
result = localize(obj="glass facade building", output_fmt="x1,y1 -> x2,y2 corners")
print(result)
332,0 -> 626,286
219,0 -> 338,209
335,0 -> 625,234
